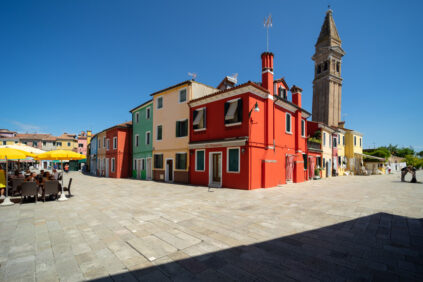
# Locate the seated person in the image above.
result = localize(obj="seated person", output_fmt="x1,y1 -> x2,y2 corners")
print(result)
52,169 -> 59,180
25,172 -> 37,182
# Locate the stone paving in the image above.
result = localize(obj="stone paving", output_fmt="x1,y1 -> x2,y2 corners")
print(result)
0,171 -> 422,281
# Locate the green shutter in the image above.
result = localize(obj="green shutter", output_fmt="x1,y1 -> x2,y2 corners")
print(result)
196,151 -> 204,170
176,121 -> 180,137
228,148 -> 239,172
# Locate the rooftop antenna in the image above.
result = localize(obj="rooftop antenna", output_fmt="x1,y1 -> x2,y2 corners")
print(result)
263,14 -> 272,52
228,73 -> 238,83
188,72 -> 197,81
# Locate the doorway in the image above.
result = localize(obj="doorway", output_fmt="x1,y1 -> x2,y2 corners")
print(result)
165,158 -> 173,182
105,158 -> 109,177
209,152 -> 222,187
136,159 -> 142,179
286,155 -> 295,182
146,158 -> 152,180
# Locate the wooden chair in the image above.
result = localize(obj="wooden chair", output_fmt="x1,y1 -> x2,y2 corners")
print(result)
20,182 -> 38,203
43,180 -> 59,202
10,179 -> 24,196
63,178 -> 72,197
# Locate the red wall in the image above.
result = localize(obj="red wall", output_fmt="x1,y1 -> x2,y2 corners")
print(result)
105,127 -> 132,178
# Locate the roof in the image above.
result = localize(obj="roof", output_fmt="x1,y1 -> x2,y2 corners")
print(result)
129,99 -> 153,113
273,77 -> 289,89
104,121 -> 132,132
189,81 -> 269,104
274,95 -> 311,116
16,133 -> 52,140
149,80 -> 192,97
57,133 -> 77,140
316,9 -> 341,47
0,129 -> 16,133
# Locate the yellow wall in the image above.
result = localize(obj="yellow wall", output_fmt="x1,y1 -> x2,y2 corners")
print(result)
345,131 -> 363,158
1,140 -> 18,145
96,132 -> 107,158
320,129 -> 333,178
56,139 -> 77,151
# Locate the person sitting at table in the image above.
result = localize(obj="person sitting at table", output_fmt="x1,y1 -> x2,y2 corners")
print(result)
52,169 -> 59,180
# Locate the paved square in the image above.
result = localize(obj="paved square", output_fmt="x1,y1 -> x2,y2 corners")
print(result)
1,172 -> 422,281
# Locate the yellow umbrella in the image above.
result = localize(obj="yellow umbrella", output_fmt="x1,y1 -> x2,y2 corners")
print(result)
34,150 -> 85,201
0,148 -> 32,206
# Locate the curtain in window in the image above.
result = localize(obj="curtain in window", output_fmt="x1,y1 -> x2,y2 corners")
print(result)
228,149 -> 239,172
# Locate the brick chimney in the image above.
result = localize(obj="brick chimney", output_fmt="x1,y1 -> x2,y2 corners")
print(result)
291,85 -> 302,108
261,52 -> 274,95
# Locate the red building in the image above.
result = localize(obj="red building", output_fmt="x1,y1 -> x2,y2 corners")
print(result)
105,122 -> 132,178
188,52 -> 311,190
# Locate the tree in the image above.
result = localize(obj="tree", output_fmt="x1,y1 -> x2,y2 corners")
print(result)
396,147 -> 415,158
417,151 -> 423,158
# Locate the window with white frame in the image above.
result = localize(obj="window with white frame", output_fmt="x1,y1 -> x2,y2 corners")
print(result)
301,120 -> 305,137
333,136 -> 337,148
156,125 -> 162,140
145,131 -> 151,145
179,89 -> 187,103
343,135 -> 345,145
135,112 -> 139,123
135,134 -> 139,147
195,150 -> 205,171
157,97 -> 163,109
193,108 -> 206,130
146,107 -> 151,119
113,137 -> 117,149
175,153 -> 187,170
111,158 -> 115,172
224,99 -> 242,125
227,148 -> 240,173
323,132 -> 326,146
103,137 -> 106,148
106,139 -> 110,150
286,113 -> 292,133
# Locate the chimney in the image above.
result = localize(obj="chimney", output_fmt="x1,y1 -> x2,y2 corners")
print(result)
261,52 -> 274,95
291,85 -> 302,108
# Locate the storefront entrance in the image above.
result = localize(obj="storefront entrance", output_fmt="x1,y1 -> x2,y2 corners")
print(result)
209,152 -> 222,187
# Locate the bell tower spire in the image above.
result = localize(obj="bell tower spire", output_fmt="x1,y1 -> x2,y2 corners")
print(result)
312,9 -> 345,127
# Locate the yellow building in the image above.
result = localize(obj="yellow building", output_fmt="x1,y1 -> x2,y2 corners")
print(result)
319,124 -> 335,178
96,131 -> 107,177
335,128 -> 346,176
152,80 -> 216,183
345,129 -> 364,174
56,133 -> 78,152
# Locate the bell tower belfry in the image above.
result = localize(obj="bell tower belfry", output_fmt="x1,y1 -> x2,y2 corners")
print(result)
312,9 -> 345,127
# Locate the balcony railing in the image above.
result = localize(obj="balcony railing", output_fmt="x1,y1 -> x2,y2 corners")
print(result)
307,140 -> 321,151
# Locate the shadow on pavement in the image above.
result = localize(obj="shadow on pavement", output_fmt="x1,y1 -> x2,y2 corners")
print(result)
90,213 -> 423,281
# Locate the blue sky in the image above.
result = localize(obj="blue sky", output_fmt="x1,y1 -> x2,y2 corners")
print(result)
1,0 -> 422,150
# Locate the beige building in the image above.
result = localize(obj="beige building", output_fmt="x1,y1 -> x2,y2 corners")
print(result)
312,9 -> 345,127
152,80 -> 216,183
319,124 -> 335,178
334,127 -> 346,176
96,131 -> 107,176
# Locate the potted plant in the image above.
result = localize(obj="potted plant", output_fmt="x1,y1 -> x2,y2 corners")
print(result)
314,166 -> 322,180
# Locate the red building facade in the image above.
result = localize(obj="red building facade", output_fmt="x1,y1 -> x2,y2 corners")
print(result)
188,52 -> 311,190
105,122 -> 132,178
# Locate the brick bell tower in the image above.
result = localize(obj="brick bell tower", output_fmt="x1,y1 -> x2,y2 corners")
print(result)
312,9 -> 345,127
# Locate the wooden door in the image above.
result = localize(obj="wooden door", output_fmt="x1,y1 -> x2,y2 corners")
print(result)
166,159 -> 173,182
212,153 -> 221,182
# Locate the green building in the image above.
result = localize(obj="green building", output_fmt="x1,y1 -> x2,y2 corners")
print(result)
130,99 -> 153,180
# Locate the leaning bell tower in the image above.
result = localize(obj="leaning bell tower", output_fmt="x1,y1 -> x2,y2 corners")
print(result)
312,9 -> 345,127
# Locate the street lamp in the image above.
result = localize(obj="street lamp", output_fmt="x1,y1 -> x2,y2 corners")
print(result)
248,102 -> 260,117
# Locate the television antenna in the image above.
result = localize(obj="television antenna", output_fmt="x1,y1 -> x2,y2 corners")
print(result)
263,14 -> 272,52
228,73 -> 238,83
188,72 -> 197,81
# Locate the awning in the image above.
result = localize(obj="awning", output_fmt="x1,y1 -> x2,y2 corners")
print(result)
356,152 -> 385,161
189,137 -> 248,149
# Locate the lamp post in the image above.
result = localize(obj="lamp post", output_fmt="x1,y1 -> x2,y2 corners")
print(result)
248,102 -> 260,117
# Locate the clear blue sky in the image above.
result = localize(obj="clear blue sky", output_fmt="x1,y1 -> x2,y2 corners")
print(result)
1,0 -> 422,150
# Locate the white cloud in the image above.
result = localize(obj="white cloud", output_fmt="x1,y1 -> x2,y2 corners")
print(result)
11,121 -> 42,133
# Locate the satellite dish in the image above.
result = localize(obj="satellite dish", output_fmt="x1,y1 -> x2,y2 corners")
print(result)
188,72 -> 197,81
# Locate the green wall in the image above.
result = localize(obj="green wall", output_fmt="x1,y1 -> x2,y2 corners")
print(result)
131,101 -> 153,179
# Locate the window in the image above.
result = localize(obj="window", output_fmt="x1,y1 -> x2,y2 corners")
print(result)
193,108 -> 206,130
23,141 -> 27,145
113,137 -> 117,149
333,137 -> 337,148
278,86 -> 287,99
179,89 -> 187,103
360,138 -> 362,147
43,141 -> 46,146
134,159 -> 137,170
145,131 -> 151,145
67,142 -> 71,147
317,157 -> 322,167
224,99 -> 242,125
33,141 -> 38,147
317,65 -> 321,74
301,120 -> 305,137
2,141 -> 6,145
154,154 -> 163,169
141,159 -> 146,170
78,144 -> 83,148
98,139 -> 101,149
336,62 -> 340,72
157,125 -> 162,140
227,148 -> 240,173
195,150 -> 205,171
146,107 -> 151,119
135,134 -> 139,147
303,154 -> 307,170
111,158 -> 115,172
286,113 -> 292,133
135,112 -> 139,123
176,120 -> 188,137
338,156 -> 341,165
56,142 -> 61,146
323,158 -> 326,168
324,61 -> 328,71
106,139 -> 110,150
103,137 -> 106,148
175,153 -> 187,170
157,97 -> 163,109
329,137 -> 331,148
14,141 -> 18,144
323,133 -> 326,146
343,135 -> 345,145
354,136 -> 357,146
